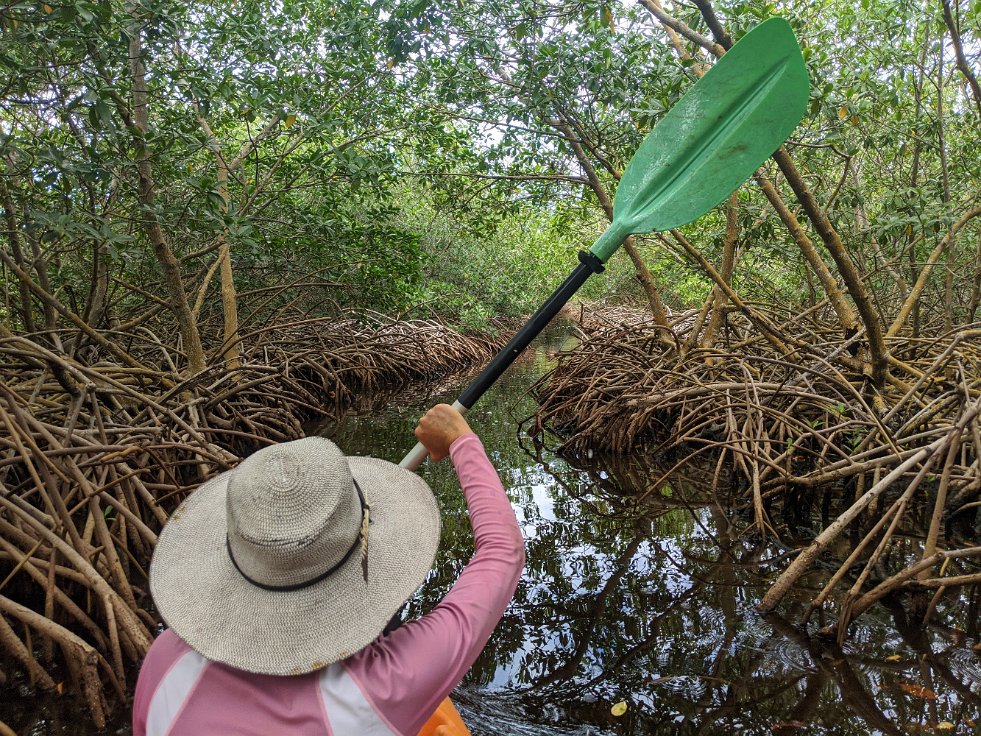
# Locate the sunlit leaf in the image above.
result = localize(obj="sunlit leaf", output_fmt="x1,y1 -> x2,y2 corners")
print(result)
611,701 -> 627,717
899,682 -> 937,700
935,723 -> 955,732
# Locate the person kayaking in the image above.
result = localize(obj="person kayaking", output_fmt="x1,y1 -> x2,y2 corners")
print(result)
132,403 -> 525,736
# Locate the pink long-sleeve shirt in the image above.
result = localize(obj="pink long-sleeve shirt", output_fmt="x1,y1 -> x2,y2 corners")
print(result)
132,434 -> 525,736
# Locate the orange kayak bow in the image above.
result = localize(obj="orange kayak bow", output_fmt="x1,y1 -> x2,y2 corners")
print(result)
418,697 -> 471,736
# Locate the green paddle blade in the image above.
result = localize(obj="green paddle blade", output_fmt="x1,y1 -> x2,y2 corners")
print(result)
590,17 -> 809,263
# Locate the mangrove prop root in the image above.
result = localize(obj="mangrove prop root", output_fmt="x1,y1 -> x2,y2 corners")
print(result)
532,304 -> 980,633
0,312 -> 503,725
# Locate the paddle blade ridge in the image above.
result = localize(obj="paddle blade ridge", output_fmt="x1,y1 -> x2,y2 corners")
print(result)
608,17 -> 809,247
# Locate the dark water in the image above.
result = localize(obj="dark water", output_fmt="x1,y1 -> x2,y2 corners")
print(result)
4,327 -> 980,735
323,327 -> 981,736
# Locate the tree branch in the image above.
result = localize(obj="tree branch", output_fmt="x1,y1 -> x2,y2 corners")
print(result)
941,0 -> 981,118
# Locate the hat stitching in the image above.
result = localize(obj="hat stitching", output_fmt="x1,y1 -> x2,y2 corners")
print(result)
225,478 -> 370,593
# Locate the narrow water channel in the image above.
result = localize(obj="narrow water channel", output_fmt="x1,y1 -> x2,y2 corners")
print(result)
323,325 -> 981,736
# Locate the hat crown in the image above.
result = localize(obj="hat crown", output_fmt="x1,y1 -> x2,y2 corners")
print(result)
226,437 -> 361,589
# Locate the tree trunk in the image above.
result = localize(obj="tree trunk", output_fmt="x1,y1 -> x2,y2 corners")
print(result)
82,240 -> 110,332
25,227 -> 63,351
638,0 -> 725,57
0,174 -> 36,334
215,163 -> 242,372
941,0 -> 981,118
643,0 -> 712,74
772,148 -> 889,386
754,172 -> 861,334
700,191 -> 739,353
907,20 -> 930,338
970,231 -> 981,322
887,206 -> 981,338
936,38 -> 955,332
126,4 -> 205,375
691,0 -> 732,48
193,111 -> 282,372
667,228 -> 792,357
82,187 -> 111,333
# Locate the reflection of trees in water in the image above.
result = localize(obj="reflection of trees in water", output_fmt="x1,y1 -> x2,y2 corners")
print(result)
326,347 -> 979,735
410,443 -> 981,735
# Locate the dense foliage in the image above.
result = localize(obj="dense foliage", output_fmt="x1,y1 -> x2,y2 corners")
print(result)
1,0 -> 978,350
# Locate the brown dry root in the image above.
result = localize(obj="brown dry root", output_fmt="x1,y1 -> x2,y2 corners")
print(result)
531,305 -> 980,636
0,313 -> 502,726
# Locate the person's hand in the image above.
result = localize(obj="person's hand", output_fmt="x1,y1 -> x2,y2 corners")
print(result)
414,404 -> 472,462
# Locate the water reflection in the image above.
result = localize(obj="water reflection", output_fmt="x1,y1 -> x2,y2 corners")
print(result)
323,328 -> 981,736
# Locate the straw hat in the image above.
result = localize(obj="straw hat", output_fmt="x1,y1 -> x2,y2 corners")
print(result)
149,437 -> 441,675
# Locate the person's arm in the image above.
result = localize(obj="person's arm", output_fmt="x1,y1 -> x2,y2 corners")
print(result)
346,407 -> 525,735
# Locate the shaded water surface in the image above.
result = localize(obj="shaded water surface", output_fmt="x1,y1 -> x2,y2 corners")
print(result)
323,328 -> 981,736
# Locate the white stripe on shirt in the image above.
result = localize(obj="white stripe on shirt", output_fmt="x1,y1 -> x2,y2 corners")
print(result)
145,648 -> 209,736
319,663 -> 398,736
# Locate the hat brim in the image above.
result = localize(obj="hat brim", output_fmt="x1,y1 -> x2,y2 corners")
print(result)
149,456 -> 441,675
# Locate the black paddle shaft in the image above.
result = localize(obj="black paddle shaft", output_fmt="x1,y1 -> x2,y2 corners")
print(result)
458,250 -> 605,410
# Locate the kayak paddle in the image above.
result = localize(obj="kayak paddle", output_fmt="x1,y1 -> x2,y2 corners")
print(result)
401,17 -> 809,470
